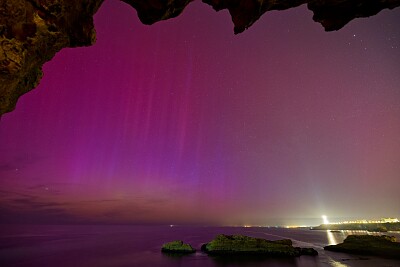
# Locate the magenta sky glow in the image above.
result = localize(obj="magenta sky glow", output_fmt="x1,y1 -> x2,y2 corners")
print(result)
0,0 -> 399,226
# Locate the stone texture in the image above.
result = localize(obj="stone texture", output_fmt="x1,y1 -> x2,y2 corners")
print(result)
1,0 -> 399,116
201,234 -> 318,257
0,0 -> 103,115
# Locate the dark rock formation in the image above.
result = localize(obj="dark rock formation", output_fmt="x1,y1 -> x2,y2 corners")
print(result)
1,0 -> 399,116
296,247 -> 319,256
324,235 -> 400,259
122,0 -> 193,25
201,234 -> 317,257
161,240 -> 196,253
308,0 -> 400,31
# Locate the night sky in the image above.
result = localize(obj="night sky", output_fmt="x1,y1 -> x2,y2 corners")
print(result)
0,0 -> 399,226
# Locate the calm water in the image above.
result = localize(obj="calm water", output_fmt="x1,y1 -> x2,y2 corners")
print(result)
1,225 -> 399,267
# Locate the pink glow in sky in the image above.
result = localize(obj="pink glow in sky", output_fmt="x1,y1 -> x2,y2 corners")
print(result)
0,0 -> 399,226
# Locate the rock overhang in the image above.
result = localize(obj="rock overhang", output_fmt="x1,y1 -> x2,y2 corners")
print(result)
0,0 -> 399,116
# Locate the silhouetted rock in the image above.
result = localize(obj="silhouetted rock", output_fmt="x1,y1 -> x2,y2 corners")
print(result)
201,234 -> 317,257
324,235 -> 400,259
161,240 -> 195,253
295,247 -> 319,256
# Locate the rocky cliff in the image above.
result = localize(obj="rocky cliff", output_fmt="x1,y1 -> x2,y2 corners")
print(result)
1,0 -> 399,116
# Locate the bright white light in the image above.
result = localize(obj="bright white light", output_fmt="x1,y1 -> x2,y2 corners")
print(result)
322,215 -> 329,224
326,230 -> 338,245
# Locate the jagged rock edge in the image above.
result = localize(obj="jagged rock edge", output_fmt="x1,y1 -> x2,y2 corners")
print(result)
0,0 -> 399,116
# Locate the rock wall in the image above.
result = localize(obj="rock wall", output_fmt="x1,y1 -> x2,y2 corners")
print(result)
0,0 -> 103,115
1,0 -> 399,116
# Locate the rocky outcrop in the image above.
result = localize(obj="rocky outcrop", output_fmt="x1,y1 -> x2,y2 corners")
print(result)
1,0 -> 399,116
324,235 -> 400,259
161,240 -> 196,253
201,234 -> 318,257
296,247 -> 319,256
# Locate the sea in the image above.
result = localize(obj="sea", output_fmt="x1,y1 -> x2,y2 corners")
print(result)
1,225 -> 399,267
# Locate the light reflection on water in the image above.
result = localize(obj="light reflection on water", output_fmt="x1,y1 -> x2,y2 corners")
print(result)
1,225 -> 399,267
326,230 -> 338,245
328,260 -> 350,267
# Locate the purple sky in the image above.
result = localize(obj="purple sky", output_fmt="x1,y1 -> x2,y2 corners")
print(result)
1,0 -> 399,226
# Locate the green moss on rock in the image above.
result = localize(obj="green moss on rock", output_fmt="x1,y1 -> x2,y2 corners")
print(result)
201,234 -> 317,257
161,240 -> 195,253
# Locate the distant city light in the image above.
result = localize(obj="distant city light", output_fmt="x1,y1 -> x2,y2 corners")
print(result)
323,217 -> 399,225
322,215 -> 329,224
